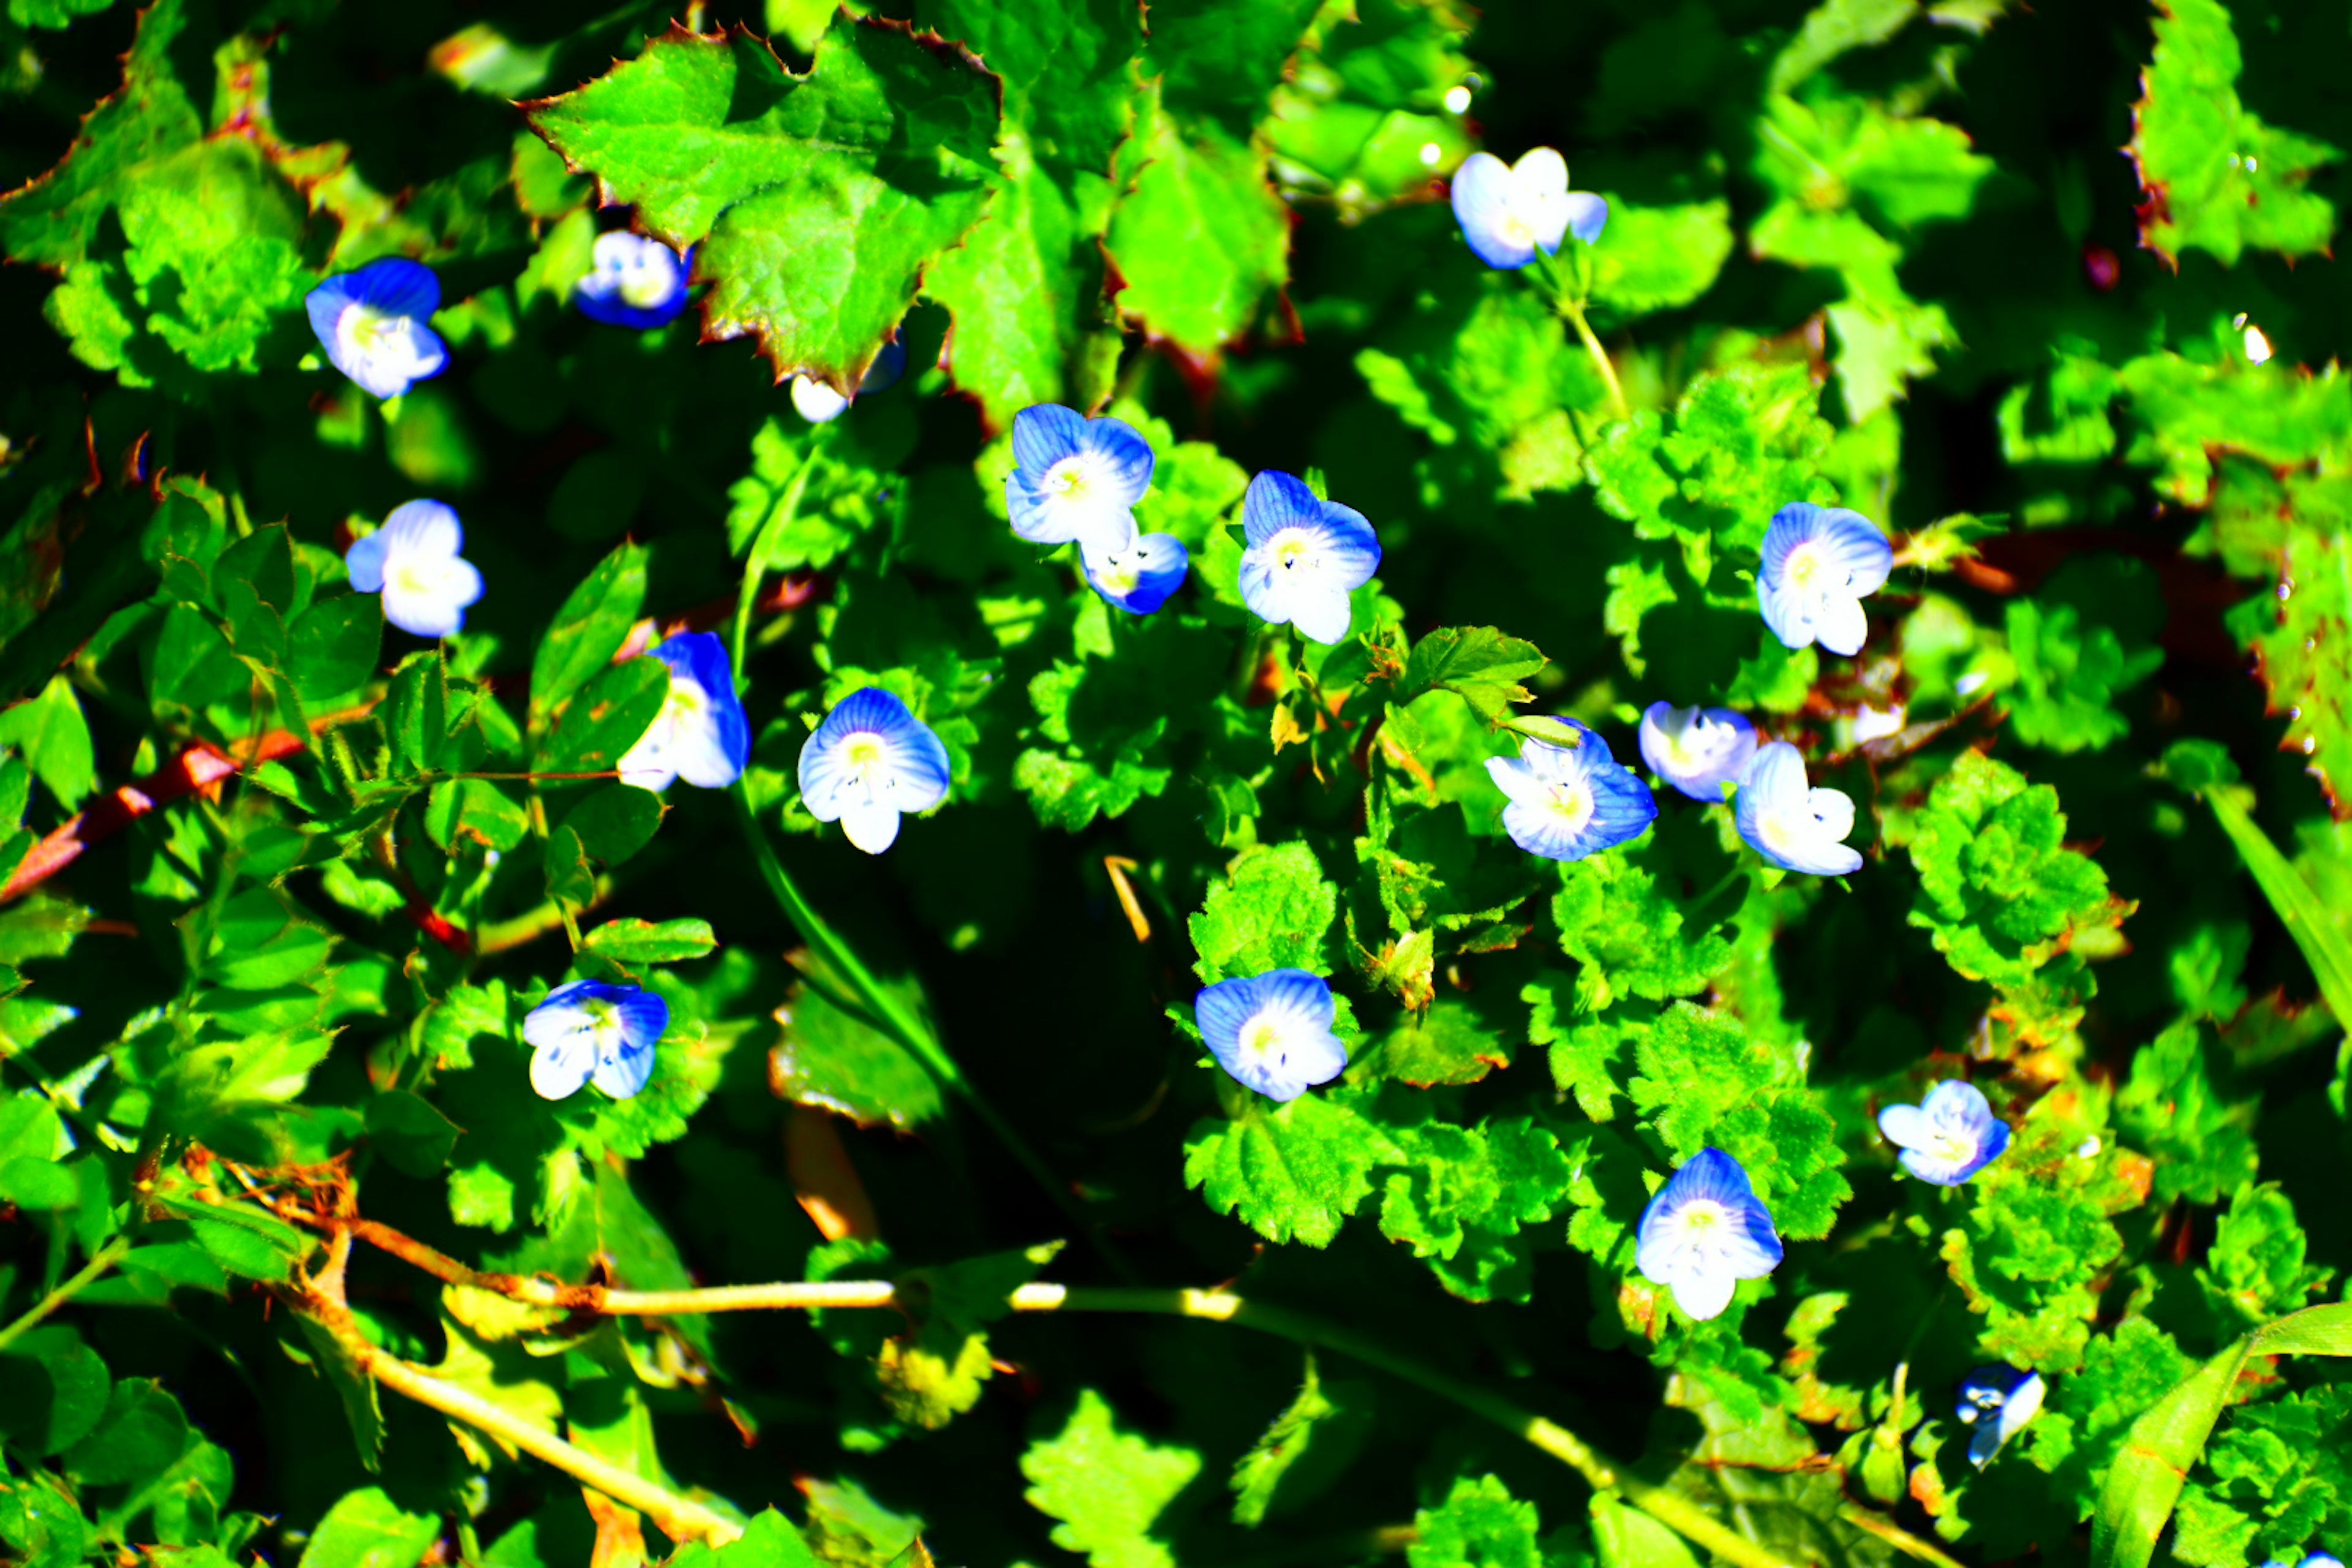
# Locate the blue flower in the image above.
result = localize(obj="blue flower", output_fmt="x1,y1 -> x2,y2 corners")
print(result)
617,632 -> 751,793
797,687 -> 952,854
1237,470 -> 1381,646
1733,742 -> 1861,876
1194,969 -> 1349,1102
1004,403 -> 1153,554
524,978 -> 667,1101
576,231 -> 690,329
1450,148 -> 1607,270
345,500 -> 483,639
1485,719 -> 1657,861
1878,1080 -> 2011,1186
1956,1364 -> 2045,1468
305,258 -> 448,401
1081,532 -> 1189,615
1638,702 -> 1757,803
1757,502 -> 1893,657
1635,1147 -> 1784,1321
792,339 -> 910,424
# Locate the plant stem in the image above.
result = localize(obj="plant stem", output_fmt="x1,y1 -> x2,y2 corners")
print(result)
0,1235 -> 130,1352
1558,295 -> 1630,422
728,785 -> 1134,1280
729,440 -> 820,688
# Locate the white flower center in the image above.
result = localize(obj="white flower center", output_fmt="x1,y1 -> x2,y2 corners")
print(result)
340,303 -> 399,354
1239,1014 -> 1293,1071
1927,1128 -> 1975,1164
1547,781 -> 1594,831
1044,456 -> 1093,500
619,258 -> 676,310
1095,554 -> 1140,594
1785,541 -> 1828,591
840,734 -> 889,791
1270,528 -> 1315,571
1497,210 -> 1534,248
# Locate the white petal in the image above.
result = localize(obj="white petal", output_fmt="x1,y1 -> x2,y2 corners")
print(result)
839,799 -> 902,854
1813,592 -> 1869,657
1669,1264 -> 1738,1321
1287,584 -> 1355,646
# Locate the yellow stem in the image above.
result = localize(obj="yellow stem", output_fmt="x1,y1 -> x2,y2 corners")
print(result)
1559,296 -> 1630,421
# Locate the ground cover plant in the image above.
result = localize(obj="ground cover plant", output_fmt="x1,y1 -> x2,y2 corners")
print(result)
2,0 -> 2351,1565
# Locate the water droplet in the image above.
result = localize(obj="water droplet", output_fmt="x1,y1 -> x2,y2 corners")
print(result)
1444,84 -> 1472,114
1418,141 -> 1443,167
2244,323 -> 2274,364
2076,1136 -> 2101,1158
2304,734 -> 2318,754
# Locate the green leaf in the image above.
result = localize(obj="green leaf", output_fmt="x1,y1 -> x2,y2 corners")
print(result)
151,1026 -> 336,1136
1397,626 -> 1547,723
0,675 -> 95,810
295,1487 -> 440,1568
2196,1182 -> 2336,1327
0,1333 -> 112,1457
285,595 -> 383,703
2204,463 -> 2352,807
1377,1114 -> 1573,1303
878,1241 -> 1061,1429
1189,841 -> 1339,984
1229,1355 -> 1373,1528
63,1379 -> 194,1488
382,650 -> 451,775
582,917 -> 718,965
526,18 -> 999,387
364,1090 -> 462,1179
2114,1020 -> 2258,1205
666,1510 -> 823,1568
555,783 -> 665,867
527,541 -> 647,726
1022,1388 -> 1202,1568
2128,0 -> 2341,266
423,778 -> 530,855
1102,93 -> 1290,360
535,656 -> 669,775
1550,823 -> 1736,1011
1184,1084 -> 1399,1246
772,960 -> 942,1131
1589,196 -> 1735,318
1408,1474 -> 1542,1568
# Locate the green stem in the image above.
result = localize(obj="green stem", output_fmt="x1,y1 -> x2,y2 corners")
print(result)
0,1236 -> 130,1353
728,785 -> 1133,1278
730,439 -> 822,688
1558,295 -> 1630,422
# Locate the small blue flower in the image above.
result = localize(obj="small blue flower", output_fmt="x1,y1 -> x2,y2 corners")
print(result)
1081,532 -> 1189,615
797,687 -> 952,854
1635,1147 -> 1784,1321
1733,742 -> 1861,876
1757,502 -> 1893,657
1956,1364 -> 2045,1468
345,500 -> 483,639
1194,968 -> 1349,1103
524,978 -> 668,1101
1638,702 -> 1757,804
1237,470 -> 1381,646
2283,1556 -> 2346,1568
1450,148 -> 1607,270
1485,719 -> 1657,861
1004,403 -> 1153,554
617,632 -> 752,793
306,258 -> 448,401
1878,1080 -> 2011,1186
576,231 -> 691,329
792,339 -> 910,424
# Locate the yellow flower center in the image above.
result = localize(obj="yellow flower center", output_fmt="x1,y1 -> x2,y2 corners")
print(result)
1046,459 -> 1090,499
1785,542 -> 1825,589
1270,529 -> 1313,571
1548,782 -> 1594,831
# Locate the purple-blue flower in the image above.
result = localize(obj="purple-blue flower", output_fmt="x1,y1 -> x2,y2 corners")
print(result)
617,632 -> 752,793
1733,741 -> 1861,876
1194,969 -> 1349,1103
1237,470 -> 1381,646
797,687 -> 952,854
1635,1147 -> 1784,1321
345,500 -> 482,639
793,339 -> 909,424
524,978 -> 667,1100
1003,403 -> 1153,554
1878,1080 -> 2011,1186
1757,502 -> 1893,657
576,231 -> 690,329
306,258 -> 448,401
1957,1364 -> 2045,1468
1081,532 -> 1189,615
1450,148 -> 1607,270
1485,719 -> 1657,861
1638,702 -> 1757,803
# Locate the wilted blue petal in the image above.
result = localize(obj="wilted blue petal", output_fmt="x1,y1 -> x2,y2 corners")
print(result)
1733,741 -> 1861,876
797,687 -> 953,854
1486,718 -> 1657,861
1004,403 -> 1153,553
1237,470 -> 1381,645
1757,502 -> 1893,657
1194,968 -> 1349,1102
1956,1364 -> 2044,1468
1638,702 -> 1757,803
345,500 -> 482,639
1081,532 -> 1189,614
1878,1080 -> 2011,1186
307,258 -> 448,401
618,631 -> 751,792
575,231 -> 691,328
1635,1147 -> 1783,1321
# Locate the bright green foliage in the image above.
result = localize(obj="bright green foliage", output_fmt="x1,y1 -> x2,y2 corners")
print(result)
527,18 -> 1000,390
1229,1356 -> 1373,1526
1265,0 -> 1476,219
1189,840 -> 1340,983
2114,1020 -> 2258,1205
1408,1474 -> 1544,1568
1022,1389 -> 1203,1568
2128,0 -> 2341,266
1376,1114 -> 1572,1302
1184,1082 -> 1395,1246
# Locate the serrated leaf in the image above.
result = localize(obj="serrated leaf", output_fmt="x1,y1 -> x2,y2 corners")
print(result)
1409,1474 -> 1542,1568
1229,1355 -> 1373,1528
294,1487 -> 438,1568
1022,1389 -> 1202,1568
1183,1085 -> 1400,1247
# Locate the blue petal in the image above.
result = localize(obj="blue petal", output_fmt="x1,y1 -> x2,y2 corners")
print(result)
1191,974 -> 1259,1060
1010,403 -> 1088,475
1242,469 -> 1322,546
1310,500 -> 1382,587
650,632 -> 752,786
328,257 -> 442,320
1449,151 -> 1533,270
594,1033 -> 656,1099
1076,415 -> 1155,507
1564,191 -> 1608,246
861,337 -> 908,394
1656,1147 -> 1784,1265
344,530 -> 390,593
1639,702 -> 1757,803
1193,969 -> 1345,1102
1082,532 -> 1189,614
797,687 -> 954,848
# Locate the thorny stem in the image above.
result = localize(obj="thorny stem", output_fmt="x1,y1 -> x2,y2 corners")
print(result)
0,1236 -> 130,1353
326,1217 -> 1793,1568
